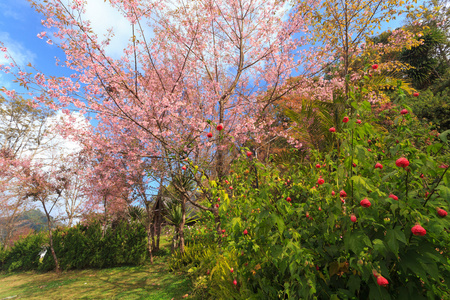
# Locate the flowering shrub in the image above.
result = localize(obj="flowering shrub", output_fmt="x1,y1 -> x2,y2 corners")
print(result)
176,85 -> 450,299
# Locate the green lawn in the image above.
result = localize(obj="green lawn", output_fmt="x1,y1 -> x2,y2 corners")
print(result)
0,236 -> 199,300
0,257 -> 196,300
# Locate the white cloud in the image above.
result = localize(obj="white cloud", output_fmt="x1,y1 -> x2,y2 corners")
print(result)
0,32 -> 36,67
82,0 -> 133,59
0,0 -> 29,21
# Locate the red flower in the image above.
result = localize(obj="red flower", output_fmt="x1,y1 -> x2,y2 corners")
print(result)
229,186 -> 233,190
388,194 -> 398,201
222,229 -> 226,233
207,132 -> 213,138
360,198 -> 371,207
375,163 -> 383,169
286,197 -> 291,202
411,224 -> 426,236
216,123 -> 224,131
420,174 -> 424,178
377,276 -> 389,286
400,109 -> 408,115
316,163 -> 321,168
246,151 -> 252,157
413,92 -> 419,97
352,163 -> 357,167
243,229 -> 248,235
372,64 -> 378,70
439,164 -> 449,168
343,116 -> 349,123
215,204 -> 219,208
396,157 -> 410,168
437,208 -> 447,217
317,177 -> 325,185
350,214 -> 357,222
182,166 -> 186,170
340,190 -> 347,197
356,119 -> 362,124
329,127 -> 336,132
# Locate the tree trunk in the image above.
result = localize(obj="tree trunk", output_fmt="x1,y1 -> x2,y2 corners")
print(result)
171,229 -> 178,254
42,202 -> 60,273
144,199 -> 154,263
102,195 -> 108,238
178,196 -> 186,253
155,201 -> 162,250
147,223 -> 153,264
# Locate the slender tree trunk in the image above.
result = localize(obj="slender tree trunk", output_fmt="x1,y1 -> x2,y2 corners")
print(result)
102,195 -> 108,238
144,199 -> 154,263
216,101 -> 225,181
171,228 -> 178,254
179,196 -> 186,253
147,224 -> 154,264
42,202 -> 60,273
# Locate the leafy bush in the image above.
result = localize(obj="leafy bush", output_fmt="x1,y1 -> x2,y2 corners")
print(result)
40,220 -> 148,271
171,83 -> 450,299
407,88 -> 450,131
0,232 -> 47,272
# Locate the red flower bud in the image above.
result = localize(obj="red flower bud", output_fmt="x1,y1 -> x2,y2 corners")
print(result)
329,127 -> 336,132
411,224 -> 426,236
350,214 -> 357,222
375,163 -> 383,169
388,194 -> 398,201
340,190 -> 347,197
246,151 -> 252,157
437,208 -> 447,217
316,164 -> 321,168
286,197 -> 291,202
233,279 -> 237,285
400,109 -> 408,115
207,132 -> 213,138
413,92 -> 419,97
243,229 -> 248,235
377,276 -> 389,286
331,191 -> 335,196
360,198 -> 371,207
356,119 -> 362,124
395,157 -> 410,168
182,166 -> 186,170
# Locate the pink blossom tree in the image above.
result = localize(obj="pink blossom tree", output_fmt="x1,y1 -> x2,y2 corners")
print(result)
0,0 -> 325,251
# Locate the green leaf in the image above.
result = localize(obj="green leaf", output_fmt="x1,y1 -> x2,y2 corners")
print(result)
272,214 -> 285,235
385,229 -> 399,257
347,275 -> 361,295
439,129 -> 450,143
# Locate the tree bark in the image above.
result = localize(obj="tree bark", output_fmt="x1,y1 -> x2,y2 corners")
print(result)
102,195 -> 108,238
42,202 -> 60,273
144,199 -> 154,263
178,196 -> 186,253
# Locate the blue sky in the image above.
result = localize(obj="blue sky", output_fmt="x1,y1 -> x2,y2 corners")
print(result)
0,0 -> 412,98
0,0 -> 133,93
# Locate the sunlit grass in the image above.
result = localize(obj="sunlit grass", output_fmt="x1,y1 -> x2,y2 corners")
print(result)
0,234 -> 198,300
